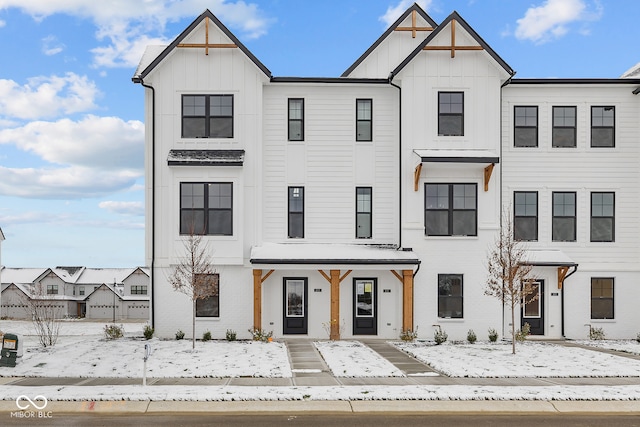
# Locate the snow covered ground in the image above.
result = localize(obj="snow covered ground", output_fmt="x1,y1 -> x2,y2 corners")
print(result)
575,339 -> 640,356
314,340 -> 404,377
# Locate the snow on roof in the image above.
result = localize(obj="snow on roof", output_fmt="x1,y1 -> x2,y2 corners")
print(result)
621,62 -> 640,78
53,266 -> 85,283
0,268 -> 48,285
76,268 -> 137,285
134,45 -> 167,78
523,250 -> 577,267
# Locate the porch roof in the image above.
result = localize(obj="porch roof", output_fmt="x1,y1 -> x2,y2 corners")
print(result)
522,250 -> 578,267
413,149 -> 499,164
167,149 -> 245,166
250,243 -> 420,267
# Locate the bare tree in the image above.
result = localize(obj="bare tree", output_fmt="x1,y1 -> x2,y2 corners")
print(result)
22,283 -> 62,348
167,230 -> 218,349
485,210 -> 537,354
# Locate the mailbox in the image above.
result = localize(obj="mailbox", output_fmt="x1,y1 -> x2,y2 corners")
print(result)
0,333 -> 23,367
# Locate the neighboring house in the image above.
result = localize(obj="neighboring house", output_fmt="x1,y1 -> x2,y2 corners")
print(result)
133,4 -> 640,341
0,267 -> 150,320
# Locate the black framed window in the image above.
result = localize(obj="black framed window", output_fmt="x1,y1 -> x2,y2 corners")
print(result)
514,191 -> 538,241
438,92 -> 464,136
78,286 -> 85,296
356,187 -> 372,238
180,183 -> 233,236
182,94 -> 233,138
131,285 -> 147,295
514,106 -> 538,147
591,106 -> 615,147
438,274 -> 463,318
591,277 -> 614,319
552,106 -> 576,147
356,99 -> 372,141
425,183 -> 477,236
288,186 -> 304,238
552,192 -> 576,241
591,192 -> 615,242
47,285 -> 58,295
195,274 -> 220,318
288,98 -> 304,141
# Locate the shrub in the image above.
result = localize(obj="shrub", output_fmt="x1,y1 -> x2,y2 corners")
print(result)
143,325 -> 154,340
226,329 -> 237,341
202,330 -> 212,341
321,319 -> 346,340
400,326 -> 419,342
488,328 -> 499,342
104,324 -> 124,340
515,323 -> 530,342
175,330 -> 185,340
248,327 -> 273,342
636,332 -> 640,343
589,326 -> 605,340
467,329 -> 477,344
433,325 -> 448,345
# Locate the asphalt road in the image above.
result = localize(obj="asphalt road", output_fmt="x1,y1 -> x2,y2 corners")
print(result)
3,414 -> 640,427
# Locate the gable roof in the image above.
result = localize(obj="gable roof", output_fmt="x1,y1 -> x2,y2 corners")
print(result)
1,268 -> 48,285
0,227 -> 4,241
133,9 -> 271,82
342,3 -> 437,77
390,11 -> 514,79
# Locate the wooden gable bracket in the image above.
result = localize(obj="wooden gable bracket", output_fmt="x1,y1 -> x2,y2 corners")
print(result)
557,266 -> 569,290
483,163 -> 495,192
177,17 -> 237,55
423,19 -> 484,58
414,163 -> 423,192
394,10 -> 434,38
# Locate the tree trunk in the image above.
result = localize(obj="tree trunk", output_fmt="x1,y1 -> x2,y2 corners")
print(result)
511,299 -> 516,355
192,299 -> 196,350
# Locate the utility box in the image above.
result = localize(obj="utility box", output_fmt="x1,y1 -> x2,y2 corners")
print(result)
0,333 -> 23,367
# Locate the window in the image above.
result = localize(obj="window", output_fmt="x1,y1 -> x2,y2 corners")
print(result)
47,285 -> 58,295
356,187 -> 372,238
438,92 -> 464,136
514,191 -> 538,241
552,192 -> 576,241
182,94 -> 233,138
591,192 -> 615,242
180,183 -> 233,236
288,98 -> 304,141
195,274 -> 220,318
131,285 -> 148,295
79,286 -> 85,296
591,278 -> 613,319
552,106 -> 576,147
438,274 -> 463,318
356,99 -> 372,141
591,106 -> 615,147
514,106 -> 538,147
288,187 -> 304,238
425,183 -> 477,236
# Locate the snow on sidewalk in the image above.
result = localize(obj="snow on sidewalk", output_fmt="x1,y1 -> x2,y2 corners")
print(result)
314,341 -> 404,377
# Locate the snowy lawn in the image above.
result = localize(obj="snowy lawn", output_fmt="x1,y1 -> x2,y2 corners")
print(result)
314,341 -> 404,377
575,340 -> 640,356
393,341 -> 640,378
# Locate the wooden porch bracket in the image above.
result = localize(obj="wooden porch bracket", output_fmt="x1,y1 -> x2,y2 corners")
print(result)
253,269 -> 274,330
484,163 -> 495,192
391,270 -> 415,332
414,163 -> 423,191
557,266 -> 569,289
318,269 -> 351,340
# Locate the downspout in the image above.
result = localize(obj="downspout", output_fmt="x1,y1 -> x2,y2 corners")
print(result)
389,76 -> 402,249
561,264 -> 578,338
134,77 -> 156,329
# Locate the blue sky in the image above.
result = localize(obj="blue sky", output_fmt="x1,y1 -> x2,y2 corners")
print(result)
0,0 -> 638,268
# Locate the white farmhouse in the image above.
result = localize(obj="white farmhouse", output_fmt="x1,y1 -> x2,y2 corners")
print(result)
133,4 -> 640,341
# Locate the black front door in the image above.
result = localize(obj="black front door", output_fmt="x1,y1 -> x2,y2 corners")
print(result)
283,278 -> 308,334
353,278 -> 377,335
522,280 -> 544,335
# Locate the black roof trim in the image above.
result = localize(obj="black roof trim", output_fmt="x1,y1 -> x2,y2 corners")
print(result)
250,258 -> 421,266
270,77 -> 389,84
509,78 -> 640,85
391,11 -> 514,79
167,149 -> 245,166
521,261 -> 579,267
342,3 -> 437,77
420,156 -> 500,164
134,9 -> 271,81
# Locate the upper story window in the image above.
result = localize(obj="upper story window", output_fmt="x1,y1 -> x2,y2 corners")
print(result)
131,285 -> 148,295
438,92 -> 464,136
514,106 -> 538,147
288,98 -> 304,141
591,106 -> 615,147
552,106 -> 576,147
425,183 -> 477,236
356,99 -> 372,141
78,286 -> 85,296
288,186 -> 304,238
591,192 -> 615,242
356,187 -> 372,239
552,191 -> 576,242
47,284 -> 58,295
514,191 -> 538,241
180,182 -> 233,236
182,95 -> 233,138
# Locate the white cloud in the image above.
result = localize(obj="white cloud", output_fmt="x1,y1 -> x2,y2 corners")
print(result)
0,73 -> 99,120
42,35 -> 65,56
515,0 -> 602,43
0,0 -> 272,68
99,201 -> 144,216
0,19 -> 5,27
379,0 -> 432,28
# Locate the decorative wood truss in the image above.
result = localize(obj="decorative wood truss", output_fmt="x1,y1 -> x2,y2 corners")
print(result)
423,19 -> 484,58
177,17 -> 237,55
394,10 -> 434,38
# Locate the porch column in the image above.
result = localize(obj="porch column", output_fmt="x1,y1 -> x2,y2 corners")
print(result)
330,270 -> 341,340
253,269 -> 262,330
402,269 -> 414,331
